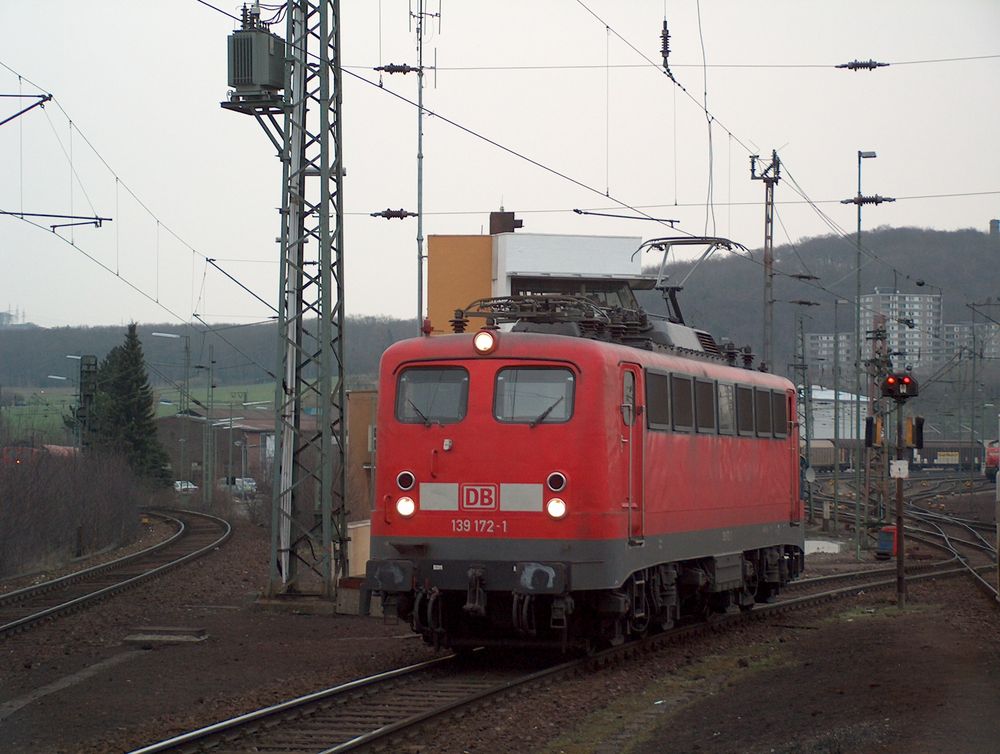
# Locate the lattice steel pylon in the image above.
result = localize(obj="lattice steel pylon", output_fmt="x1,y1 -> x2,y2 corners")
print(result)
223,1 -> 347,598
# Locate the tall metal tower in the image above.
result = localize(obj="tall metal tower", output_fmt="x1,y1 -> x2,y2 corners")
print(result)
223,1 -> 347,598
750,150 -> 780,371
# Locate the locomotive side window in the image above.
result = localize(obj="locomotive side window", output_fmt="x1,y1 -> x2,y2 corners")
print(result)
695,379 -> 716,433
396,367 -> 469,424
622,371 -> 636,426
495,367 -> 574,424
754,388 -> 773,436
736,386 -> 755,436
670,375 -> 694,431
772,391 -> 788,437
645,370 -> 670,429
717,383 -> 735,435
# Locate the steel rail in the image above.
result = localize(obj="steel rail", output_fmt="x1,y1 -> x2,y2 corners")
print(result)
128,551 -> 991,754
0,509 -> 231,638
0,511 -> 186,606
126,654 -> 461,754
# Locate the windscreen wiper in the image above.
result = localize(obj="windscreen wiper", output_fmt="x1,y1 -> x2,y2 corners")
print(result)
529,396 -> 564,428
407,399 -> 431,427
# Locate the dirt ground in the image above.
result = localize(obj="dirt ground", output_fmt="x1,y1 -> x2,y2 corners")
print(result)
0,493 -> 997,754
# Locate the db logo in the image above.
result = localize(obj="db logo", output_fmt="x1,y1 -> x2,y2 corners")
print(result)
460,484 -> 498,510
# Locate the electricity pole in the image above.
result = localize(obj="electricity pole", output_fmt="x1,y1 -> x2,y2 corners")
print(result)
223,1 -> 347,598
374,1 -> 440,334
751,151 -> 780,371
841,150 -> 894,558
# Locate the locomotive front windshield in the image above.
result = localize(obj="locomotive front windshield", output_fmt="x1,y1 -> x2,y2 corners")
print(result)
494,367 -> 574,424
396,367 -> 469,424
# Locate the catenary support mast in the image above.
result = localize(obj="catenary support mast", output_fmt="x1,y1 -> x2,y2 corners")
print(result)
223,1 -> 347,598
750,150 -> 779,371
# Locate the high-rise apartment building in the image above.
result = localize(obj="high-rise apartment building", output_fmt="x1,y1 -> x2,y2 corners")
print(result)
860,288 -> 942,370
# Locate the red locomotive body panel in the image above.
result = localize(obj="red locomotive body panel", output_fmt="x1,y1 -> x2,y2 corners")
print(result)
367,329 -> 804,647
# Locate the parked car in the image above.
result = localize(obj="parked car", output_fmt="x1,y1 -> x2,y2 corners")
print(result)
173,480 -> 199,495
218,476 -> 257,498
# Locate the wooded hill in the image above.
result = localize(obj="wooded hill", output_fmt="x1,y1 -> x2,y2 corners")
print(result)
2,226 -> 997,402
637,225 -> 999,374
0,315 -> 416,394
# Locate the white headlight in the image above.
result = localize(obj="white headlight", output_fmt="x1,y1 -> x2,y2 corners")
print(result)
473,330 -> 497,355
396,496 -> 416,517
546,498 -> 567,519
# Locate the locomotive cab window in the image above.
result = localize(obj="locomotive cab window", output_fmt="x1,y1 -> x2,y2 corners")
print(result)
717,383 -> 735,435
396,367 -> 469,424
495,367 -> 574,424
622,371 -> 636,426
772,391 -> 788,438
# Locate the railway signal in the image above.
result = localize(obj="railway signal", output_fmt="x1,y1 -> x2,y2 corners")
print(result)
881,373 -> 918,402
879,370 -> 921,609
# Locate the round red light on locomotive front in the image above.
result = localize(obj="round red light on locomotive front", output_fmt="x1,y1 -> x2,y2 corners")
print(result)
901,376 -> 911,384
886,376 -> 897,385
472,330 -> 498,355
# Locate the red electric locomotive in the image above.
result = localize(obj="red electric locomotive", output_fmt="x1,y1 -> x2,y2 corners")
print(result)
366,253 -> 804,650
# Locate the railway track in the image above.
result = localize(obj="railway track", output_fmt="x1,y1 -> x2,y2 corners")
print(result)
808,474 -> 997,600
0,508 -> 231,638
129,533 -> 992,754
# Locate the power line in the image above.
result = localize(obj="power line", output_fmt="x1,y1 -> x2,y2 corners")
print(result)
0,59 -> 278,335
344,53 -> 1000,72
340,189 -> 1000,217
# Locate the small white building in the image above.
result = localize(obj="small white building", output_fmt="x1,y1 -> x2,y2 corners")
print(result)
799,386 -> 866,441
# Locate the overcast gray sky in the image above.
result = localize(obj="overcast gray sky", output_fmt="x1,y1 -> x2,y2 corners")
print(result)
1,1 -> 997,328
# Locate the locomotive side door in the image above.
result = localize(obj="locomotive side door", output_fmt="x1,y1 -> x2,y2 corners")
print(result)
620,363 -> 645,544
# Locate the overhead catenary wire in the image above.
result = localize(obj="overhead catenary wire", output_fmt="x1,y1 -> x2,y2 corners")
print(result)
357,52 -> 1000,72
0,59 -> 278,336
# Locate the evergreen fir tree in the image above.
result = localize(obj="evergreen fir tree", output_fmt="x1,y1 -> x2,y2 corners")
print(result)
92,323 -> 171,484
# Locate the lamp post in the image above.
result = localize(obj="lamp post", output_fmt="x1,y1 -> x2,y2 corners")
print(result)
841,150 -> 894,559
152,332 -> 192,484
780,298 -> 820,524
46,374 -> 70,445
63,355 -> 84,447
995,409 -> 1000,602
832,298 -> 850,534
194,345 -> 215,508
150,332 -> 191,414
983,403 -> 995,470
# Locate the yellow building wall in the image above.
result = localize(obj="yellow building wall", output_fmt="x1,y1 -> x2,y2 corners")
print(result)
427,235 -> 493,335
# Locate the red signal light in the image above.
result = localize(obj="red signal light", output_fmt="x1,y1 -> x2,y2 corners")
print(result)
882,372 -> 919,401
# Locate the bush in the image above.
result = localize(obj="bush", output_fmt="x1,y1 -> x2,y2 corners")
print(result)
0,450 -> 145,578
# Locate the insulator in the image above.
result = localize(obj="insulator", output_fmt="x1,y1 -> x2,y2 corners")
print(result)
376,63 -> 418,75
450,311 -> 468,333
660,20 -> 671,70
371,208 -> 416,219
